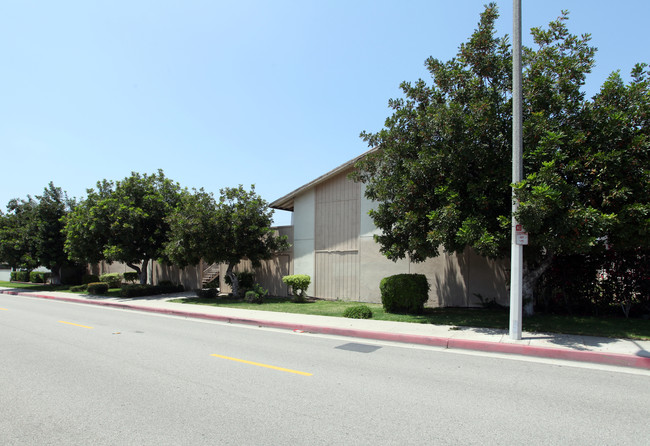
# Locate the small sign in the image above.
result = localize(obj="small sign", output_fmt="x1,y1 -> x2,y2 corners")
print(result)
516,233 -> 529,245
515,224 -> 523,232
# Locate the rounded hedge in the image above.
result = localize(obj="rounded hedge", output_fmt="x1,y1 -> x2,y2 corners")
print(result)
195,288 -> 218,299
87,282 -> 109,295
99,273 -> 122,289
379,274 -> 430,314
343,304 -> 373,319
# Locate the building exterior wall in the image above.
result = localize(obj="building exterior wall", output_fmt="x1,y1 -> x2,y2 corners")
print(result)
153,263 -> 201,290
411,251 -> 469,307
292,189 -> 316,295
217,226 -> 294,297
90,260 -> 201,290
313,172 -> 361,300
358,236 -> 409,303
0,267 -> 11,281
358,185 -> 409,302
464,249 -> 510,306
286,171 -> 510,306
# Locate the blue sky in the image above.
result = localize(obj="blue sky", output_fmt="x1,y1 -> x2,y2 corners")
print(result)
1,1 -> 648,226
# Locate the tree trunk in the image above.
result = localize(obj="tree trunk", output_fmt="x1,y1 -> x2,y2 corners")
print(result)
126,260 -> 148,285
226,263 -> 239,297
50,264 -> 62,285
522,255 -> 554,316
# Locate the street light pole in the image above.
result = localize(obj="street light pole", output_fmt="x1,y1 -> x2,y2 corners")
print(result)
509,0 -> 523,340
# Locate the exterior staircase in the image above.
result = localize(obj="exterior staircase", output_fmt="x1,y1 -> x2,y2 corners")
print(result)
201,262 -> 220,288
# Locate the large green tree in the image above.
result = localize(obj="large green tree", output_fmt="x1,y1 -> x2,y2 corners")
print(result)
32,183 -> 75,283
0,183 -> 76,283
64,170 -> 182,284
353,4 -> 649,311
165,185 -> 289,297
0,198 -> 38,270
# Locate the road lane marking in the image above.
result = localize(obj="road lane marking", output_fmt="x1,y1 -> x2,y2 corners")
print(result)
0,308 -> 8,311
211,354 -> 312,376
58,320 -> 94,329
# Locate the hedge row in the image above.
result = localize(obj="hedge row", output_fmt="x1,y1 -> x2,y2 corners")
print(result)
120,282 -> 184,298
30,271 -> 51,283
10,271 -> 32,282
87,282 -> 109,295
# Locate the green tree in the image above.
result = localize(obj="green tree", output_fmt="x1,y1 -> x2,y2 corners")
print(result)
33,183 -> 76,283
165,185 -> 289,297
0,183 -> 76,283
64,170 -> 182,284
353,4 -> 648,312
0,198 -> 38,270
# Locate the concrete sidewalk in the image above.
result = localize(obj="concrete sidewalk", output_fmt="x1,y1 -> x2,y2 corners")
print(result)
2,287 -> 649,370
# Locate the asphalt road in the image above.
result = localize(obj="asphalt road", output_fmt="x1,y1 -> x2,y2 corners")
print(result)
1,294 -> 649,445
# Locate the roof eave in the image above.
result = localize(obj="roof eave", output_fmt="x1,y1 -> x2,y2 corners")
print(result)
269,147 -> 377,212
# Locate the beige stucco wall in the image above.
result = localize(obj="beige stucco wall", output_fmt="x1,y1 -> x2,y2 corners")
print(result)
217,226 -> 294,296
292,189 -> 315,295
465,250 -> 510,306
357,241 -> 508,307
358,236 -> 409,303
153,263 -> 201,290
411,251 -> 469,307
90,261 -> 135,276
291,176 -> 510,306
90,260 -> 201,290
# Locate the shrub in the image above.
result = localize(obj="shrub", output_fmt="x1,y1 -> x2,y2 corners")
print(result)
121,284 -> 156,298
157,280 -> 184,294
245,290 -> 261,303
87,282 -> 109,295
70,284 -> 87,292
120,282 -> 184,298
195,288 -> 218,299
244,283 -> 268,304
380,274 -> 430,314
282,274 -> 311,303
123,272 -> 139,283
204,276 -> 220,289
99,273 -> 122,289
473,293 -> 505,310
343,304 -> 373,319
225,271 -> 255,295
11,270 -> 31,282
82,274 -> 100,284
29,272 -> 51,284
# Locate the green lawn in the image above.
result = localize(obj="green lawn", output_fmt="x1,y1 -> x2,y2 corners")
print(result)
2,281 -> 648,340
0,281 -> 123,297
172,296 -> 650,340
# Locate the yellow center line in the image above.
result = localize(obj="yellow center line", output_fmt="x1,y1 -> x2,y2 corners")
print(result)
58,320 -> 94,329
0,308 -> 8,311
211,354 -> 312,376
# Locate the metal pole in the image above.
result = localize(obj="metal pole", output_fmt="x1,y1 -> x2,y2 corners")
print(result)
509,0 -> 523,340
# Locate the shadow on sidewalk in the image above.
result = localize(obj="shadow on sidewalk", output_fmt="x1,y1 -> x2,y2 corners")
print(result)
468,325 -> 650,357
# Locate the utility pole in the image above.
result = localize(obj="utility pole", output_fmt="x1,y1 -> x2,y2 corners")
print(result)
509,0 -> 523,340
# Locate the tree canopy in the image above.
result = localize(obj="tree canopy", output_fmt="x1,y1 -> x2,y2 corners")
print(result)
0,197 -> 38,270
165,185 -> 289,296
353,4 -> 649,308
0,183 -> 76,283
64,170 -> 182,284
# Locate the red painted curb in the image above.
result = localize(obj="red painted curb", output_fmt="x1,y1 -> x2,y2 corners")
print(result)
2,290 -> 649,370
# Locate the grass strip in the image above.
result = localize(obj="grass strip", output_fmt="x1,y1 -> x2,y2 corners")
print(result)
2,282 -> 648,340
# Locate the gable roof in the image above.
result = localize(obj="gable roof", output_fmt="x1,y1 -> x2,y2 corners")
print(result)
270,148 -> 376,212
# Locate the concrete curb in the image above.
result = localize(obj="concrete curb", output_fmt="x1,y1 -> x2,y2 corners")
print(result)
2,290 -> 649,370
